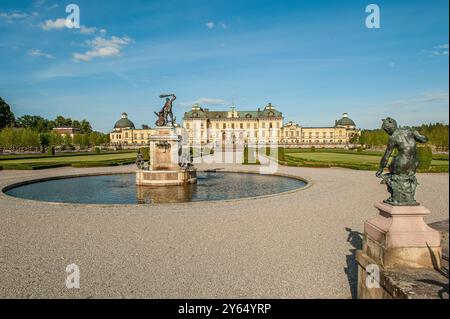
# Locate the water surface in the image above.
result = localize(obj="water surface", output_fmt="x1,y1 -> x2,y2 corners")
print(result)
5,172 -> 306,204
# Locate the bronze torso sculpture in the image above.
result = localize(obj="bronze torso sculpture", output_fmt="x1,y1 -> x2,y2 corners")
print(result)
154,94 -> 176,126
376,117 -> 428,206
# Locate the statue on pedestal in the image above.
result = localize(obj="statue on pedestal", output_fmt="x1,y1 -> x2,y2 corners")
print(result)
154,94 -> 176,127
376,117 -> 428,206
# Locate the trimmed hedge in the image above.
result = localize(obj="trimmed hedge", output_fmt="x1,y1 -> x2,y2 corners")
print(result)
243,147 -> 260,165
48,146 -> 55,156
138,147 -> 150,161
417,146 -> 432,170
0,158 -> 135,170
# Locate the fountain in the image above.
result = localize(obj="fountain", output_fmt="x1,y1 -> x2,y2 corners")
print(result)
135,94 -> 197,186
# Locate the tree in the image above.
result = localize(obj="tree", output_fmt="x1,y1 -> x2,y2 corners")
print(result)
16,115 -> 54,132
73,133 -> 83,147
0,97 -> 15,129
20,128 -> 40,148
39,132 -> 51,152
80,119 -> 92,134
54,115 -> 72,127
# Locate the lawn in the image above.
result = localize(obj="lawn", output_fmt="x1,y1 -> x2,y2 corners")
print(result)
285,152 -> 448,172
0,151 -> 137,170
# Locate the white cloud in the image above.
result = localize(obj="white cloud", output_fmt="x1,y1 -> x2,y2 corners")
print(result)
419,90 -> 449,103
28,49 -> 54,59
0,11 -> 28,23
80,26 -> 97,34
435,44 -> 449,49
221,23 -> 228,29
72,36 -> 133,62
41,18 -> 66,30
432,44 -> 449,56
205,22 -> 215,29
180,98 -> 227,107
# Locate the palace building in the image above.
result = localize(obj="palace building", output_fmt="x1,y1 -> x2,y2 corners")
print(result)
109,106 -> 359,149
183,103 -> 284,146
110,112 -> 156,146
280,113 -> 359,148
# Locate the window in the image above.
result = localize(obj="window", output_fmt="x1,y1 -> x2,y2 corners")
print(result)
216,123 -> 219,129
223,123 -> 226,129
245,113 -> 252,118
240,123 -> 243,129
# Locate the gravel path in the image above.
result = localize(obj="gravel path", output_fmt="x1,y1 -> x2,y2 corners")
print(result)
0,160 -> 448,299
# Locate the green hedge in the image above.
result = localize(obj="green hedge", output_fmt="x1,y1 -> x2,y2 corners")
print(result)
243,147 -> 260,165
417,146 -> 433,170
47,146 -> 55,156
0,150 -> 136,161
0,158 -> 135,170
138,147 -> 150,161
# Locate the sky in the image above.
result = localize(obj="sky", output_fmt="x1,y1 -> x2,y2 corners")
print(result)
0,0 -> 448,133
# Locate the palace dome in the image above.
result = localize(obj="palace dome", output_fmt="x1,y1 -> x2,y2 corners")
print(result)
114,112 -> 135,129
335,113 -> 356,127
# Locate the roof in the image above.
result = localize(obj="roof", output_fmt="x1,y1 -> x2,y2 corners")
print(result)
114,117 -> 135,129
335,113 -> 356,127
183,106 -> 282,120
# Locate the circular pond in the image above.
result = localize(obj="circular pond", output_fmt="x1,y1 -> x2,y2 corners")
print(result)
4,172 -> 306,204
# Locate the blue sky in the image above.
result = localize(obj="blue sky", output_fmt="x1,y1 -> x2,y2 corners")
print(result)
0,0 -> 448,132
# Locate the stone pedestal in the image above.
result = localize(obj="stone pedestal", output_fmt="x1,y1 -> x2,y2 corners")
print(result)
363,202 -> 441,269
356,202 -> 443,299
136,127 -> 197,186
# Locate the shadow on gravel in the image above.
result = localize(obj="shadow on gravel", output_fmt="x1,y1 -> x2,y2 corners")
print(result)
344,227 -> 363,299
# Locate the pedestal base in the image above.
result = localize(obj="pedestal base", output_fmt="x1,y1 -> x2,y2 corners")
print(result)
136,169 -> 197,186
356,202 -> 444,299
363,202 -> 441,269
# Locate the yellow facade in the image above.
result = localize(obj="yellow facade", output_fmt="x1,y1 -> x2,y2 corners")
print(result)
281,114 -> 360,148
110,108 -> 359,149
183,103 -> 283,146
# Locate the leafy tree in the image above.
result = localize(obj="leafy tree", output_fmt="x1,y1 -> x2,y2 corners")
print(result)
63,134 -> 73,148
73,133 -> 83,147
80,119 -> 92,134
0,97 -> 15,129
39,132 -> 51,152
54,115 -> 72,127
49,132 -> 64,146
16,115 -> 54,132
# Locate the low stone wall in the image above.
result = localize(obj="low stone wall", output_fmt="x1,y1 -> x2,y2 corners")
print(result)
357,220 -> 449,299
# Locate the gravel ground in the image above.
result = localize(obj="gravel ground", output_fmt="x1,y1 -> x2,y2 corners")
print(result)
0,159 -> 448,299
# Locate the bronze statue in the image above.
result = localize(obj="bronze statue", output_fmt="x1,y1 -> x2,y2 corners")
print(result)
154,94 -> 176,126
136,151 -> 145,170
376,117 -> 428,206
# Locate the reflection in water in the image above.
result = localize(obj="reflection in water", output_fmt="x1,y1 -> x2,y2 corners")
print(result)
6,172 -> 306,205
136,184 -> 194,204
